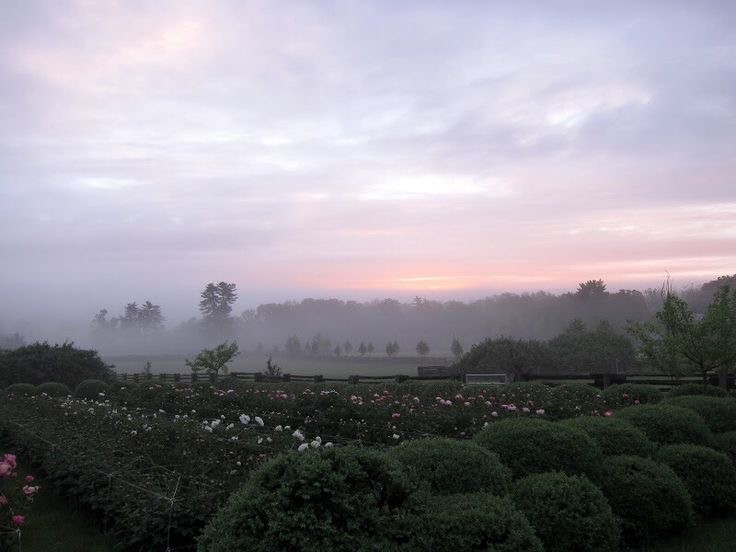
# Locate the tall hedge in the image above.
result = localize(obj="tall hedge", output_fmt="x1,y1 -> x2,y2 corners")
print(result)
0,342 -> 114,388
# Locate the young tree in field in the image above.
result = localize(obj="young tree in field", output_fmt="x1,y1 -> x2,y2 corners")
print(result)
333,344 -> 342,356
139,300 -> 164,337
357,341 -> 367,356
385,341 -> 400,357
120,302 -> 140,333
367,342 -> 375,355
285,335 -> 302,356
263,355 -> 281,377
199,282 -> 238,336
629,283 -> 736,381
451,337 -> 464,359
185,341 -> 239,376
416,340 -> 430,356
343,340 -> 354,355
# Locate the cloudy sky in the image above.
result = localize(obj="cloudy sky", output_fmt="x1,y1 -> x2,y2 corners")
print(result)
1,0 -> 735,324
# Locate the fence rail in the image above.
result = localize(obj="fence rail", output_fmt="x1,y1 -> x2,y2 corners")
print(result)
117,370 -> 736,390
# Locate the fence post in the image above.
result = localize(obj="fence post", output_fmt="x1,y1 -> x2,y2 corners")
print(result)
133,373 -> 139,383
174,373 -> 181,383
191,372 -> 198,384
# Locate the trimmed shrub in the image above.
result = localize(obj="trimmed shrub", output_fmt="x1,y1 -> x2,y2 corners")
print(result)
474,418 -> 602,478
386,438 -> 511,495
511,472 -> 619,552
615,404 -> 713,446
4,383 -> 36,396
546,383 -> 603,419
656,444 -> 736,518
197,447 -> 419,552
595,455 -> 693,546
713,431 -> 736,463
602,383 -> 663,408
560,416 -> 656,457
664,396 -> 736,433
36,382 -> 72,397
0,342 -> 114,388
409,493 -> 542,552
669,383 -> 729,398
74,379 -> 111,400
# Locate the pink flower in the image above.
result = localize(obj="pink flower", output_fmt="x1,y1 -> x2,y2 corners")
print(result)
24,475 -> 34,483
12,515 -> 25,526
634,399 -> 640,405
0,463 -> 11,477
22,485 -> 39,496
604,411 -> 614,417
2,455 -> 16,469
391,412 -> 401,419
491,411 -> 499,417
535,409 -> 545,416
0,495 -> 7,505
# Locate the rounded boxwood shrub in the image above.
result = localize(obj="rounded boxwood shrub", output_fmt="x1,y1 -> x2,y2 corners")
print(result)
560,416 -> 656,457
656,444 -> 736,518
4,383 -> 36,396
546,383 -> 604,419
197,447 -> 419,552
386,438 -> 511,495
408,493 -> 542,552
602,383 -> 663,408
713,431 -> 736,463
669,383 -> 729,398
500,381 -> 552,406
511,472 -> 619,552
474,418 -> 602,478
664,396 -> 736,433
615,404 -> 712,446
36,382 -> 72,397
74,379 -> 111,400
595,455 -> 693,546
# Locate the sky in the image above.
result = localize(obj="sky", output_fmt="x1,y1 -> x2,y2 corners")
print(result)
1,0 -> 735,327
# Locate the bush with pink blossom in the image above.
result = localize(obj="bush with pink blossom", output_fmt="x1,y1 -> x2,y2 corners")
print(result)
0,452 -> 40,548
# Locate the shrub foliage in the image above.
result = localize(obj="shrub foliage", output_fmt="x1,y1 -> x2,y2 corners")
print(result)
560,416 -> 656,457
615,404 -> 713,446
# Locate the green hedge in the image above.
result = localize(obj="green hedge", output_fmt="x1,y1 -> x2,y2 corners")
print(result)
409,493 -> 542,551
74,379 -> 111,400
615,404 -> 713,446
656,444 -> 736,518
4,383 -> 36,396
474,418 -> 602,478
386,438 -> 510,495
713,431 -> 736,463
198,447 -> 419,551
560,416 -> 656,457
664,396 -> 736,433
669,384 -> 729,398
595,455 -> 694,546
546,383 -> 603,419
602,383 -> 663,408
36,382 -> 72,397
511,472 -> 620,552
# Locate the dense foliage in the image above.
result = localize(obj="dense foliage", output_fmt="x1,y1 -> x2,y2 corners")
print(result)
595,455 -> 694,546
656,444 -> 736,517
0,342 -> 114,388
560,416 -> 656,457
664,395 -> 736,433
511,472 -> 619,552
74,379 -> 111,400
615,404 -> 713,446
602,383 -> 663,407
35,382 -> 72,397
386,438 -> 510,496
668,383 -> 730,398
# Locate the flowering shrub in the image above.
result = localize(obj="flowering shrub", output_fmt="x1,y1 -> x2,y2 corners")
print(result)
511,472 -> 619,552
474,418 -> 603,478
669,383 -> 729,398
594,455 -> 693,546
559,415 -> 656,457
664,396 -> 736,433
601,383 -> 663,408
616,404 -> 713,446
386,438 -> 510,495
546,383 -> 604,419
74,379 -> 110,400
656,444 -> 736,518
0,453 -> 40,548
408,493 -> 542,552
197,447 -> 418,551
36,382 -> 72,397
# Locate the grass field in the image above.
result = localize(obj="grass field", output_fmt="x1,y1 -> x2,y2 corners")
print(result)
105,353 -> 452,378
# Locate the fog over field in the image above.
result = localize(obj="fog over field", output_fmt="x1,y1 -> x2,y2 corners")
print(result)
1,1 -> 735,356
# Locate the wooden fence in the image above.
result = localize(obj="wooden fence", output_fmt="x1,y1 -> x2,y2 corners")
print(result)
117,370 -> 735,390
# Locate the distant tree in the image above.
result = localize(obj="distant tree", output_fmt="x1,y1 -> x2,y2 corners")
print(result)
367,342 -> 375,355
333,345 -> 342,356
143,360 -> 152,376
416,340 -> 430,356
285,335 -> 302,356
199,282 -> 238,336
186,341 -> 239,376
139,300 -> 164,337
454,337 -> 551,381
385,341 -> 400,357
0,333 -> 25,350
120,302 -> 140,333
263,355 -> 281,377
548,319 -> 635,374
358,341 -> 367,356
90,309 -> 117,343
629,283 -> 736,381
344,340 -> 354,355
576,279 -> 608,299
451,337 -> 464,359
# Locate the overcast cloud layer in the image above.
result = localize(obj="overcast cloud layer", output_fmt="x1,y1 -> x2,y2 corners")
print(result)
1,0 -> 735,326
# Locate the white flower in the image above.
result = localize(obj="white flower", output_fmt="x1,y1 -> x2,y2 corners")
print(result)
130,430 -> 137,436
392,434 -> 400,440
239,414 -> 251,425
211,419 -> 221,428
226,423 -> 234,430
297,443 -> 309,452
204,426 -> 213,433
324,442 -> 334,448
255,416 -> 264,427
292,429 -> 305,442
274,425 -> 283,432
230,436 -> 239,442
257,437 -> 263,444
310,440 -> 321,448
